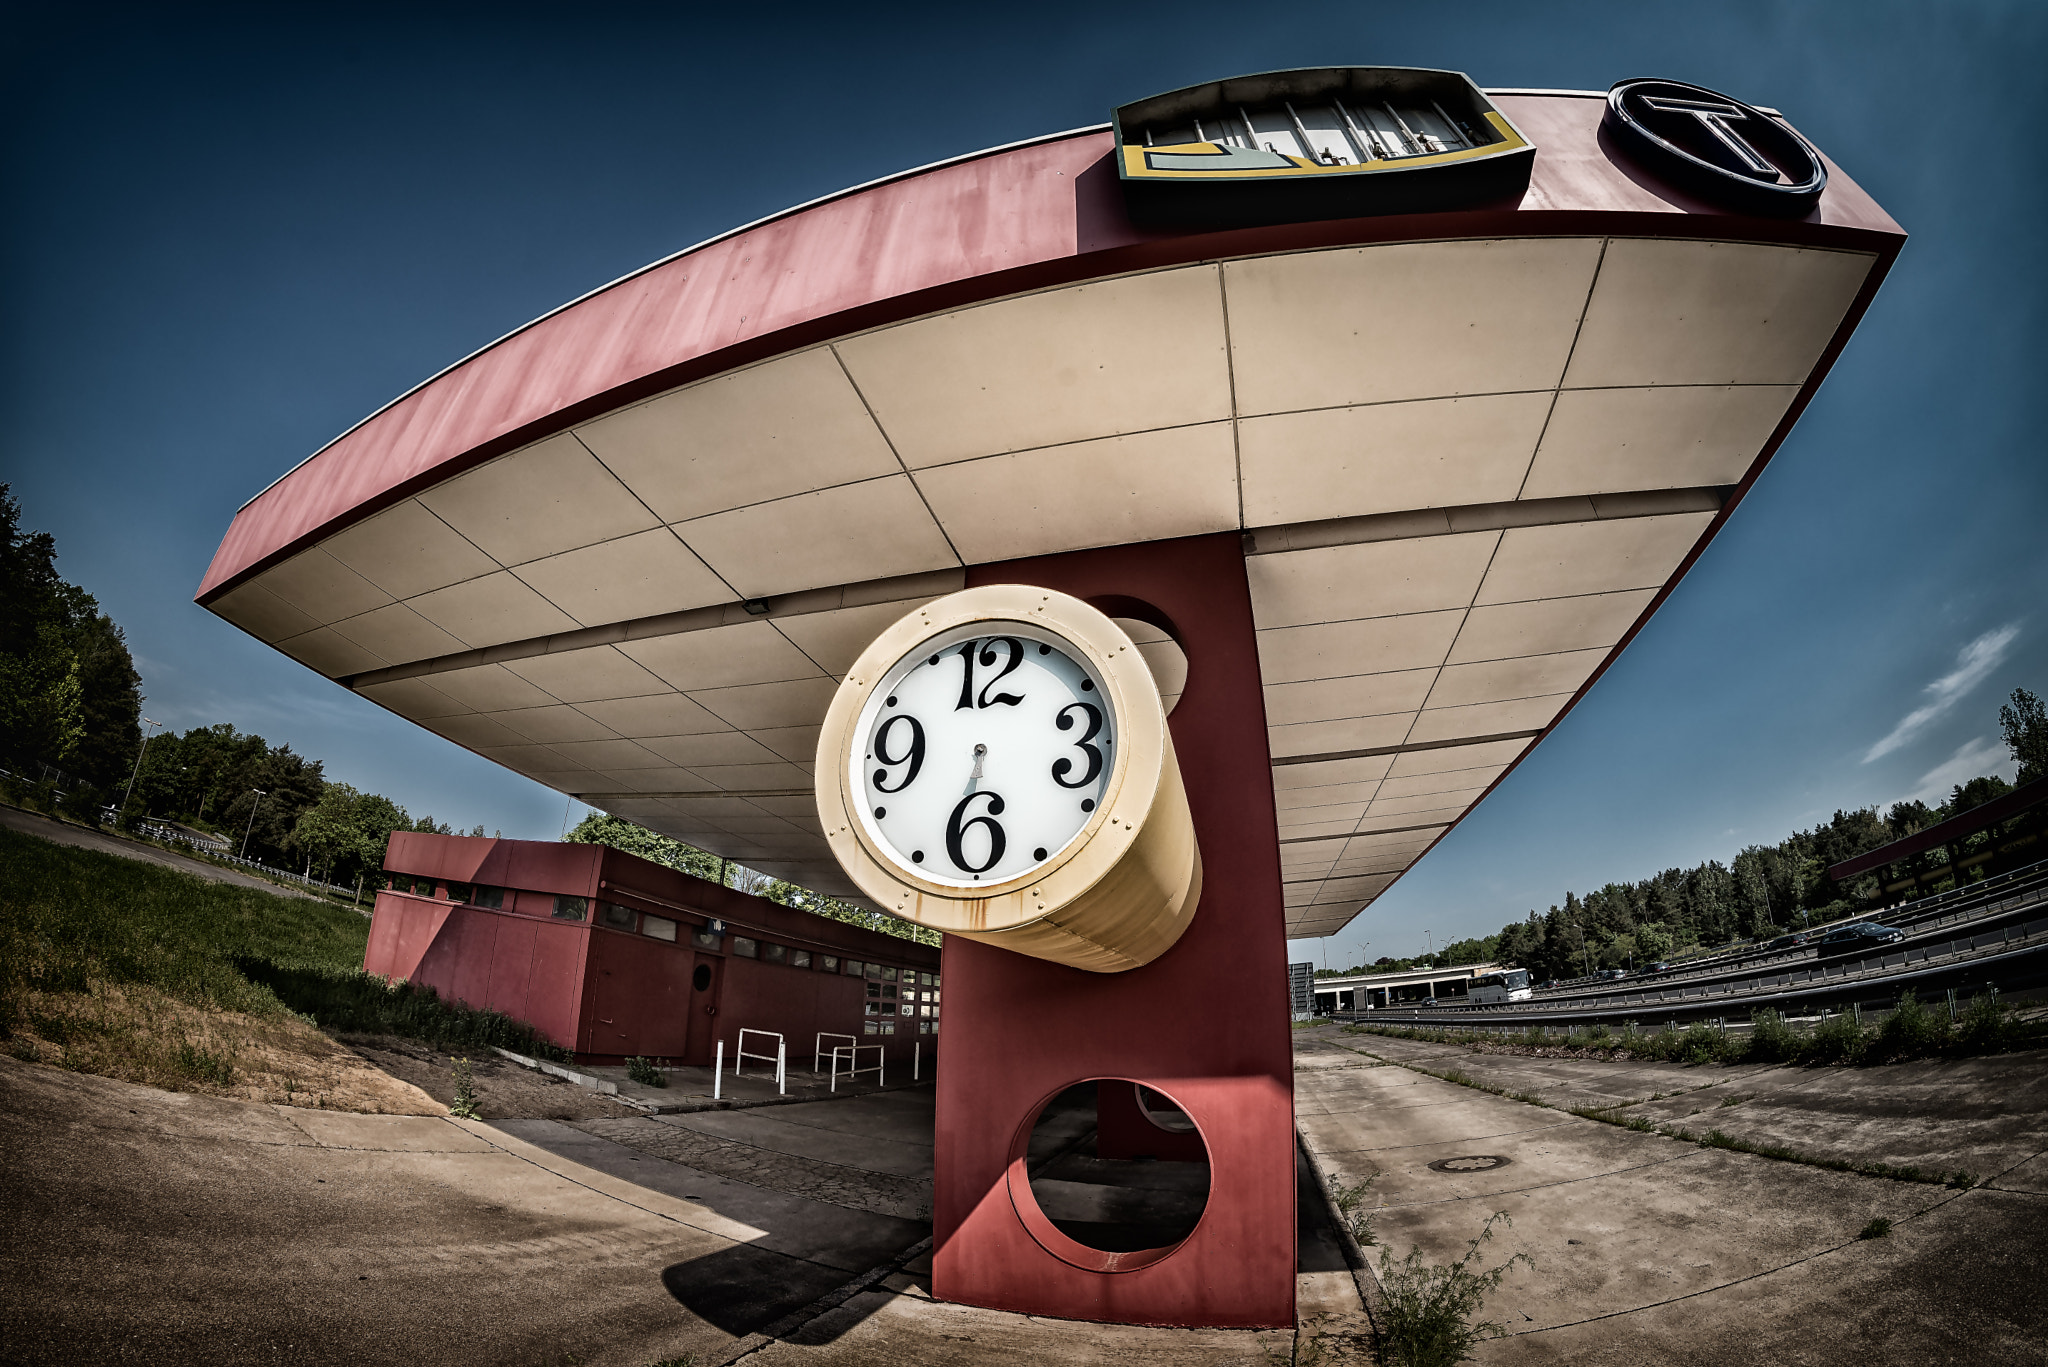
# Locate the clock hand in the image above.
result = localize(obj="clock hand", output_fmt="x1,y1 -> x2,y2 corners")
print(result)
967,743 -> 987,793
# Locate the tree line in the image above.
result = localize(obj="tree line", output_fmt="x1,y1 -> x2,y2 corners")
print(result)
1326,687 -> 2046,982
0,485 -> 486,890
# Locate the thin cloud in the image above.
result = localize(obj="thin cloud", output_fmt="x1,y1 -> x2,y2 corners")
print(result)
1862,623 -> 2020,763
1900,736 -> 2019,807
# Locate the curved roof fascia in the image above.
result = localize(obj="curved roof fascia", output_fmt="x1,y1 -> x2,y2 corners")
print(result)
195,92 -> 1902,605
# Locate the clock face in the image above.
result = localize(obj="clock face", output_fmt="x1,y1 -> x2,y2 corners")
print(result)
851,623 -> 1118,888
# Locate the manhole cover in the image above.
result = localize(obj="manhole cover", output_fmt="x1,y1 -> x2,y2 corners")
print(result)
1427,1154 -> 1512,1173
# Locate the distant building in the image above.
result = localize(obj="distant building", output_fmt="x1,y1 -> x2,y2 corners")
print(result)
1308,964 -> 1500,1013
370,832 -> 940,1066
1287,962 -> 1315,1019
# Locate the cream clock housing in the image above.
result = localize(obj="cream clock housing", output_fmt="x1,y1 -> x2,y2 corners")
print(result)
816,586 -> 1202,972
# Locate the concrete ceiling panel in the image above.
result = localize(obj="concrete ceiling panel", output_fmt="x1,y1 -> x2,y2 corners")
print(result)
354,677 -> 465,720
488,704 -> 618,744
1275,781 -> 1385,812
1239,391 -> 1552,525
321,500 -> 499,601
547,738 -> 668,771
1425,647 -> 1608,710
571,691 -> 729,738
1385,737 -> 1533,778
1521,384 -> 1798,499
1263,667 -> 1437,727
417,432 -> 662,566
258,548 -> 392,623
686,676 -> 842,732
1268,711 -> 1414,759
1445,589 -> 1655,666
771,600 -> 938,678
274,627 -> 386,678
836,267 -> 1231,468
503,645 -> 670,706
431,716 -> 538,751
1474,512 -> 1714,605
1373,764 -> 1510,801
1223,238 -> 1603,415
751,725 -> 825,764
405,572 -> 581,651
1256,610 -> 1465,685
575,348 -> 904,524
1270,754 -> 1397,790
211,582 -> 320,642
675,476 -> 958,599
417,663 -> 559,713
512,529 -> 731,628
913,422 -> 1239,564
636,731 -> 781,767
329,602 -> 466,663
1248,531 -> 1501,630
1406,693 -> 1572,745
1564,241 -> 1874,388
620,619 -> 826,694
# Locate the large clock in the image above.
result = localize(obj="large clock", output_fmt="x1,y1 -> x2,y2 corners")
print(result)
816,585 -> 1202,972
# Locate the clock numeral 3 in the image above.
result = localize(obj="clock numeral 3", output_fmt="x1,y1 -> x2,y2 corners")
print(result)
945,791 -> 1007,873
954,638 -> 1026,711
872,714 -> 925,792
1051,702 -> 1104,789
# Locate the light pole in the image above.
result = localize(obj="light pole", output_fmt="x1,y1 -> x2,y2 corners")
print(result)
239,789 -> 268,859
119,717 -> 160,819
1573,918 -> 1593,979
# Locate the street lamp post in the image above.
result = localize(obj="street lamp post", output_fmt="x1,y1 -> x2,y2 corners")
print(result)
240,789 -> 268,860
119,717 -> 160,819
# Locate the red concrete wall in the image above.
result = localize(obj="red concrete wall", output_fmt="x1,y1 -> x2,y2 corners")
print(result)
934,532 -> 1297,1328
367,834 -> 941,1064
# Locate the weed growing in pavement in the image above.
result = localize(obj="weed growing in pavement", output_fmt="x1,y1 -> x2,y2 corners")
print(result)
1376,1210 -> 1534,1367
1859,1217 -> 1893,1239
1332,1168 -> 1382,1247
626,1055 -> 667,1088
448,1057 -> 480,1119
644,1356 -> 699,1367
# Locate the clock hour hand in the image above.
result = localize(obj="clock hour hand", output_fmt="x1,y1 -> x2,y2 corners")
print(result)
967,743 -> 987,792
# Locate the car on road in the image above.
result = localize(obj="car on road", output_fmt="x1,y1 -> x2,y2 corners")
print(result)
1645,961 -> 1671,975
1765,932 -> 1812,951
1601,967 -> 1627,980
1816,922 -> 1905,955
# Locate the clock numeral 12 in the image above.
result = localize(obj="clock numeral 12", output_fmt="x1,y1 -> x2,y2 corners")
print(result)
955,638 -> 1026,711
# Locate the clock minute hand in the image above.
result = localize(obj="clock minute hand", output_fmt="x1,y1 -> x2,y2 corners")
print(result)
967,743 -> 987,793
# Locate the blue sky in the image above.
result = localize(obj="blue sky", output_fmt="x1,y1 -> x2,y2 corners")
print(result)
6,2 -> 2044,966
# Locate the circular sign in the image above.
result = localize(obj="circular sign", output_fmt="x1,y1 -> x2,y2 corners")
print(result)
816,586 -> 1201,973
1602,78 -> 1826,217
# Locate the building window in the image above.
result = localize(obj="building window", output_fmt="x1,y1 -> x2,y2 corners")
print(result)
882,983 -> 896,1000
447,882 -> 473,903
553,895 -> 588,921
845,960 -> 863,977
820,955 -> 838,973
643,915 -> 677,942
900,1001 -> 914,1016
881,966 -> 898,982
865,962 -> 882,981
863,1021 -> 878,1035
762,943 -> 787,965
473,885 -> 505,910
866,982 -> 881,999
791,949 -> 811,969
731,936 -> 758,958
601,901 -> 636,930
864,1001 -> 880,1016
879,1020 -> 896,1035
691,925 -> 721,950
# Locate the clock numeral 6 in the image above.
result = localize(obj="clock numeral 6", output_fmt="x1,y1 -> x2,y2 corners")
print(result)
945,790 -> 1007,873
1051,702 -> 1104,789
872,714 -> 925,792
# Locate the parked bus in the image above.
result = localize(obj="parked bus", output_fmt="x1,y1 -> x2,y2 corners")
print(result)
1468,969 -> 1533,1004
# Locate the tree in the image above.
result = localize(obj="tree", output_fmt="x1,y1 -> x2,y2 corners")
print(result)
2000,687 -> 2047,786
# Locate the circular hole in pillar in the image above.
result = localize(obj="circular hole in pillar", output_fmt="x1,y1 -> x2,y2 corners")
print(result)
1011,1080 -> 1209,1269
692,964 -> 712,991
1109,619 -> 1187,715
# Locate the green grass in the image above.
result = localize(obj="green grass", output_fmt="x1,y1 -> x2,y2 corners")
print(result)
1344,994 -> 2043,1068
1376,1211 -> 1534,1367
0,826 -> 569,1091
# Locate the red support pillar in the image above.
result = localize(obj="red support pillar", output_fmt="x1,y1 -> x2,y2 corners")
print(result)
932,532 -> 1296,1328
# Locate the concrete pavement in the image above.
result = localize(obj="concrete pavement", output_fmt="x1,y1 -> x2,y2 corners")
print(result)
1293,1023 -> 2048,1364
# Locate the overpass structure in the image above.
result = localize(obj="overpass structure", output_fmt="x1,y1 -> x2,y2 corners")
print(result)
198,70 -> 1902,1329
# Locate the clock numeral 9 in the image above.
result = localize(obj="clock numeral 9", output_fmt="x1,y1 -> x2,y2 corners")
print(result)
872,714 -> 925,792
955,638 -> 1026,711
945,791 -> 1007,873
1051,702 -> 1105,789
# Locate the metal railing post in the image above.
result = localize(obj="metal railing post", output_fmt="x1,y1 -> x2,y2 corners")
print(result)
714,1040 -> 723,1100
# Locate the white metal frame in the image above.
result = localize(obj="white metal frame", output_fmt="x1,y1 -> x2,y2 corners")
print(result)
827,1043 -> 885,1092
735,1028 -> 787,1095
814,1032 -> 857,1075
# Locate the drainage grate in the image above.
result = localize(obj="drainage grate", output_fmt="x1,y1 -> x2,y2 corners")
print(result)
1427,1154 -> 1512,1173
